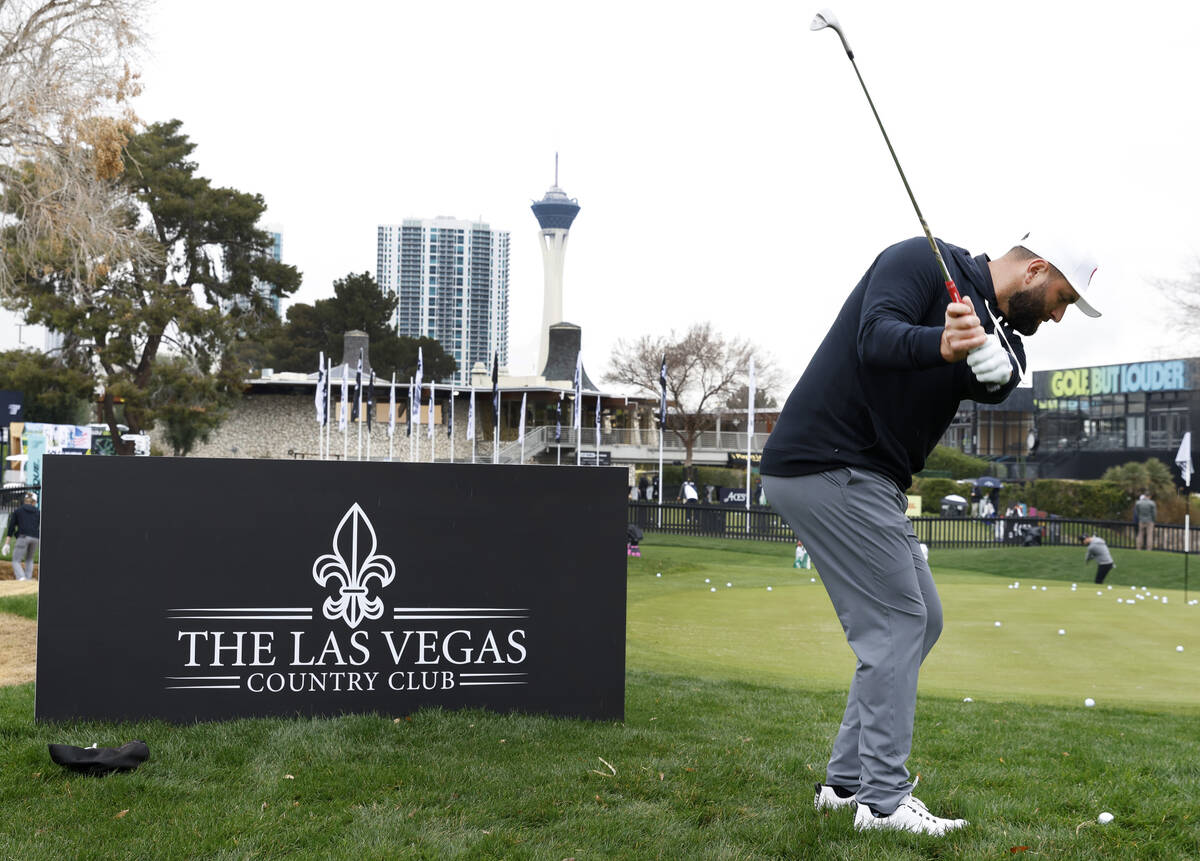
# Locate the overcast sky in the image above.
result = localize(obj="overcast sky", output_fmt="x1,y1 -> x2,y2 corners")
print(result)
33,0 -> 1199,394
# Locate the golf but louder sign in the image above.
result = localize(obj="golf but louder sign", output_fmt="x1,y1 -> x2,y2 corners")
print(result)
36,456 -> 627,723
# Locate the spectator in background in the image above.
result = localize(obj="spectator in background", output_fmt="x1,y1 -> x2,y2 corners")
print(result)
1080,534 -> 1115,584
1133,493 -> 1157,551
638,474 -> 650,501
4,493 -> 40,581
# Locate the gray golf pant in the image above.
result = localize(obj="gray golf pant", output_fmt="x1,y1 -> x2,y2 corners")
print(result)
763,467 -> 942,814
12,536 -> 39,580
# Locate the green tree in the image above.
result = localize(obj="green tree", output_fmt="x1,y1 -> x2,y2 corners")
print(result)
3,119 -> 301,453
0,349 -> 95,425
151,355 -> 242,456
1102,458 -> 1176,502
266,272 -> 457,381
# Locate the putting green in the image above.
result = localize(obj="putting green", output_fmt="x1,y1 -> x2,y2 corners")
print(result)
628,558 -> 1200,711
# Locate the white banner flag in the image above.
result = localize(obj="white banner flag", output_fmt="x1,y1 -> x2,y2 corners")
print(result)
338,364 -> 348,431
315,351 -> 327,425
467,387 -> 476,440
1177,431 -> 1193,488
388,373 -> 396,438
428,383 -> 435,439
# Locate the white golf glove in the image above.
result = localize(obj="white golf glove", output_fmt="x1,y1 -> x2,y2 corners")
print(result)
967,333 -> 1012,388
1,541 -> 8,556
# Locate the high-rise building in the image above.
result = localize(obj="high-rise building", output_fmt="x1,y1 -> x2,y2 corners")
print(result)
531,160 -> 580,375
376,217 -> 510,385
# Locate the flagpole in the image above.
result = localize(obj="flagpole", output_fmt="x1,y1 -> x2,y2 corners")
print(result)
428,382 -> 435,463
316,352 -> 324,460
595,395 -> 601,466
493,393 -> 500,465
341,366 -> 348,463
388,372 -> 396,462
449,389 -> 456,465
519,391 -> 527,465
657,424 -> 664,529
745,357 -> 755,534
325,359 -> 333,460
1177,432 -> 1193,604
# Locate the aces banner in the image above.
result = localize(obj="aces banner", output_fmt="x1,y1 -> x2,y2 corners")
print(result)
36,456 -> 627,723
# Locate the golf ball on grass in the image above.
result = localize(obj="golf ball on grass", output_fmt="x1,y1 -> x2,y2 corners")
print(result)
1059,629 -> 1066,635
705,578 -> 710,583
1098,812 -> 1114,824
656,573 -> 661,578
1084,698 -> 1096,707
994,621 -> 1002,627
1177,645 -> 1184,652
710,587 -> 716,593
767,586 -> 773,592
725,582 -> 732,588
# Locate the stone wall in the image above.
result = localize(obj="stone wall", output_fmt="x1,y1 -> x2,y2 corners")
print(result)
154,393 -> 500,462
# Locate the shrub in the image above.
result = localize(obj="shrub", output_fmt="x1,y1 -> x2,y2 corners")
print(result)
921,446 -> 997,479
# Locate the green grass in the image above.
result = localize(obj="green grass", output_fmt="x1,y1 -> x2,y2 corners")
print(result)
627,537 -> 1200,710
0,593 -> 37,620
1,535 -> 1199,859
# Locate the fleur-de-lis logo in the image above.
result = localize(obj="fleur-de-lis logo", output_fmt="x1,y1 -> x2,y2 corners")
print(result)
312,503 -> 396,629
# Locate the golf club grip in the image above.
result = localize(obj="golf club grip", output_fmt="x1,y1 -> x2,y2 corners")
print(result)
945,279 -> 962,303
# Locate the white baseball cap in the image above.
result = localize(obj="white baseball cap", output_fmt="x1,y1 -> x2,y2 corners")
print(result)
1017,231 -> 1101,317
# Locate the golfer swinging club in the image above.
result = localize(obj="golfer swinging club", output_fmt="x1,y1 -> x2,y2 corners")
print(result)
761,232 -> 1099,836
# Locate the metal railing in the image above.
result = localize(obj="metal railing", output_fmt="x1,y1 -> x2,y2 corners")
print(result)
627,502 -> 1200,552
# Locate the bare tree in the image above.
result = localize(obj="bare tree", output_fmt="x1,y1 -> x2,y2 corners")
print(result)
1164,263 -> 1200,345
604,322 -> 779,466
0,0 -> 150,299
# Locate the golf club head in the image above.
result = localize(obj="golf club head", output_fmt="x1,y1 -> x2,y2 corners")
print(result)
811,8 -> 853,58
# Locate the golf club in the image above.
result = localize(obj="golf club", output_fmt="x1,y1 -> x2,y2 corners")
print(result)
810,8 -> 962,304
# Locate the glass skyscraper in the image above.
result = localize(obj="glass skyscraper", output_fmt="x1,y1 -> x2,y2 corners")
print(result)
376,217 -> 510,384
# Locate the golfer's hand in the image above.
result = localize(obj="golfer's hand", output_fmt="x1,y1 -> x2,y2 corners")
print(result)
940,295 -> 988,362
1,542 -> 8,556
967,333 -> 1013,387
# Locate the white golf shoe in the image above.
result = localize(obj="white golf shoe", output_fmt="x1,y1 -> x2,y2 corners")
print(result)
813,783 -> 857,811
853,794 -> 968,836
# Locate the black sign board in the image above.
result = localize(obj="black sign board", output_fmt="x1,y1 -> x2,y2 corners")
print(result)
36,456 -> 627,723
577,450 -> 612,466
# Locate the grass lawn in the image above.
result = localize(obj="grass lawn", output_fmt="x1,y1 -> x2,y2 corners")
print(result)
1,535 -> 1198,859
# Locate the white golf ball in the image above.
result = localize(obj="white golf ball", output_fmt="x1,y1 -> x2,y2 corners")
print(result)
1015,582 -> 1020,587
656,573 -> 661,578
767,586 -> 773,592
1041,586 -> 1047,591
1162,597 -> 1169,604
962,697 -> 973,703
1058,629 -> 1066,635
1073,584 -> 1078,588
1084,697 -> 1096,707
1107,585 -> 1112,590
1031,585 -> 1037,590
1098,812 -> 1114,824
1097,591 -> 1103,596
710,587 -> 716,592
705,578 -> 710,583
810,578 -> 816,583
1117,598 -> 1124,604
1177,645 -> 1184,652
994,621 -> 1002,627
726,582 -> 732,588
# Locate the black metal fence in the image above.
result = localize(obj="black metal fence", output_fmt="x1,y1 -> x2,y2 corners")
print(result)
628,501 -> 1200,553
